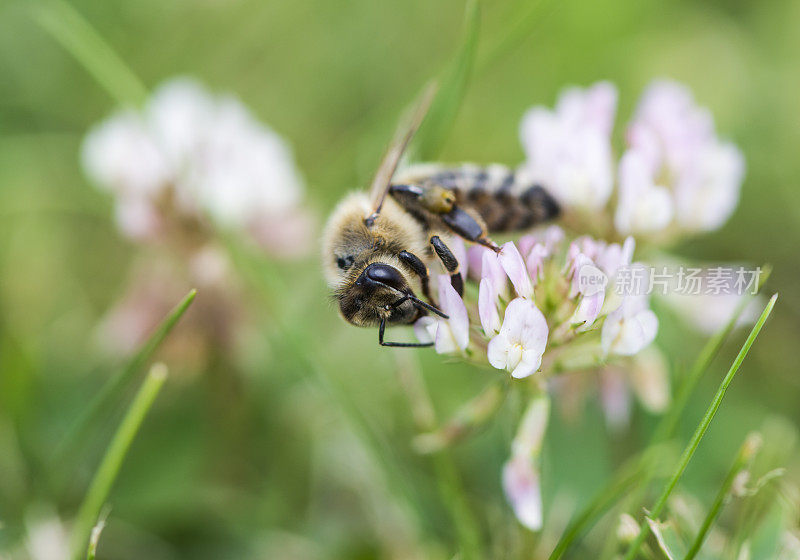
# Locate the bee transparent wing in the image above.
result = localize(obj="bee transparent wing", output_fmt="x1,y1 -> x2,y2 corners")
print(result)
365,82 -> 437,225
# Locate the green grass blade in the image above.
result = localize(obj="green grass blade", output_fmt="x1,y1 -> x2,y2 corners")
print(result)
413,0 -> 480,160
33,0 -> 149,106
652,265 -> 771,444
684,433 -> 762,560
478,0 -> 558,71
548,279 -> 769,559
622,293 -> 778,560
547,446 -> 660,560
54,289 -> 196,464
70,363 -> 168,560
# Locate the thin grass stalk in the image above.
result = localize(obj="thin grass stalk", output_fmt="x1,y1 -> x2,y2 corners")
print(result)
684,433 -> 762,560
546,447 -> 658,560
622,293 -> 777,560
70,363 -> 168,560
414,0 -> 479,160
32,0 -> 149,106
54,290 -> 195,465
652,265 -> 771,445
548,279 -> 770,559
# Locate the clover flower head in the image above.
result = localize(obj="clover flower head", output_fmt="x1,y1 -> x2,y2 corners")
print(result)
519,81 -> 617,211
81,77 -> 310,255
624,79 -> 745,235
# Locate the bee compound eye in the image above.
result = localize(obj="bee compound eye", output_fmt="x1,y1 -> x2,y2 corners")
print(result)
336,255 -> 354,270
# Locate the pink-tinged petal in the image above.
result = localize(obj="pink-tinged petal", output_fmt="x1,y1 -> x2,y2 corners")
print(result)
504,395 -> 549,529
615,150 -> 673,235
511,394 -> 550,457
437,275 -> 470,351
481,249 -> 508,294
413,316 -> 437,345
114,197 -> 162,241
571,290 -> 605,331
450,236 -> 468,279
503,455 -> 543,530
466,245 -> 486,282
600,368 -> 632,431
499,242 -> 534,298
478,278 -> 501,336
601,295 -> 658,356
519,226 -> 565,259
526,244 -> 548,282
518,234 -> 538,258
630,347 -> 671,413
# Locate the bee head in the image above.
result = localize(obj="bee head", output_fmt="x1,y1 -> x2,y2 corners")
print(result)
337,262 -> 421,328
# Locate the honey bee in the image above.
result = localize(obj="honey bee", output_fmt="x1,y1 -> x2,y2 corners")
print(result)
322,88 -> 560,347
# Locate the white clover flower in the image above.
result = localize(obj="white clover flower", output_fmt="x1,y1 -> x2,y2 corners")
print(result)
487,298 -> 549,379
615,149 -> 674,235
81,77 -> 308,253
82,109 -> 170,199
673,140 -> 744,232
519,81 -> 617,211
624,79 -> 745,235
189,96 -> 304,227
25,510 -> 70,560
503,394 -> 549,530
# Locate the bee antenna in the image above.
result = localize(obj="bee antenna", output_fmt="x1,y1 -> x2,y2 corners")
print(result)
408,295 -> 449,319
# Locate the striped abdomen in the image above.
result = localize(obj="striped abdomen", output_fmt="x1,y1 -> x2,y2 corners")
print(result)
394,163 -> 560,233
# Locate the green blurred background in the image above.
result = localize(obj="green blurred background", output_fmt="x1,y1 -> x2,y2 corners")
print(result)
1,0 -> 799,558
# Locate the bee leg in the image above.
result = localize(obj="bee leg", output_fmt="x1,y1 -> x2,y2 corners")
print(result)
430,235 -> 464,296
398,250 -> 433,304
378,318 -> 433,348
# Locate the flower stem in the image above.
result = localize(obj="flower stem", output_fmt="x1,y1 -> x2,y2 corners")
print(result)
70,363 -> 168,560
621,294 -> 777,560
684,433 -> 761,560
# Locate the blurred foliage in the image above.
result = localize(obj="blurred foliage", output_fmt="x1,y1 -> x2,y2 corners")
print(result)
1,0 -> 800,558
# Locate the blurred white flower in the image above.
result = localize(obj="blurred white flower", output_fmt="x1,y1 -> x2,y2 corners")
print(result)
487,298 -> 549,379
519,81 -> 617,210
503,394 -> 549,530
599,346 -> 670,431
660,290 -> 764,335
601,293 -> 658,356
629,346 -> 671,413
615,149 -> 674,235
626,80 -> 745,234
25,510 -> 69,560
82,77 -> 310,254
82,110 -> 170,198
